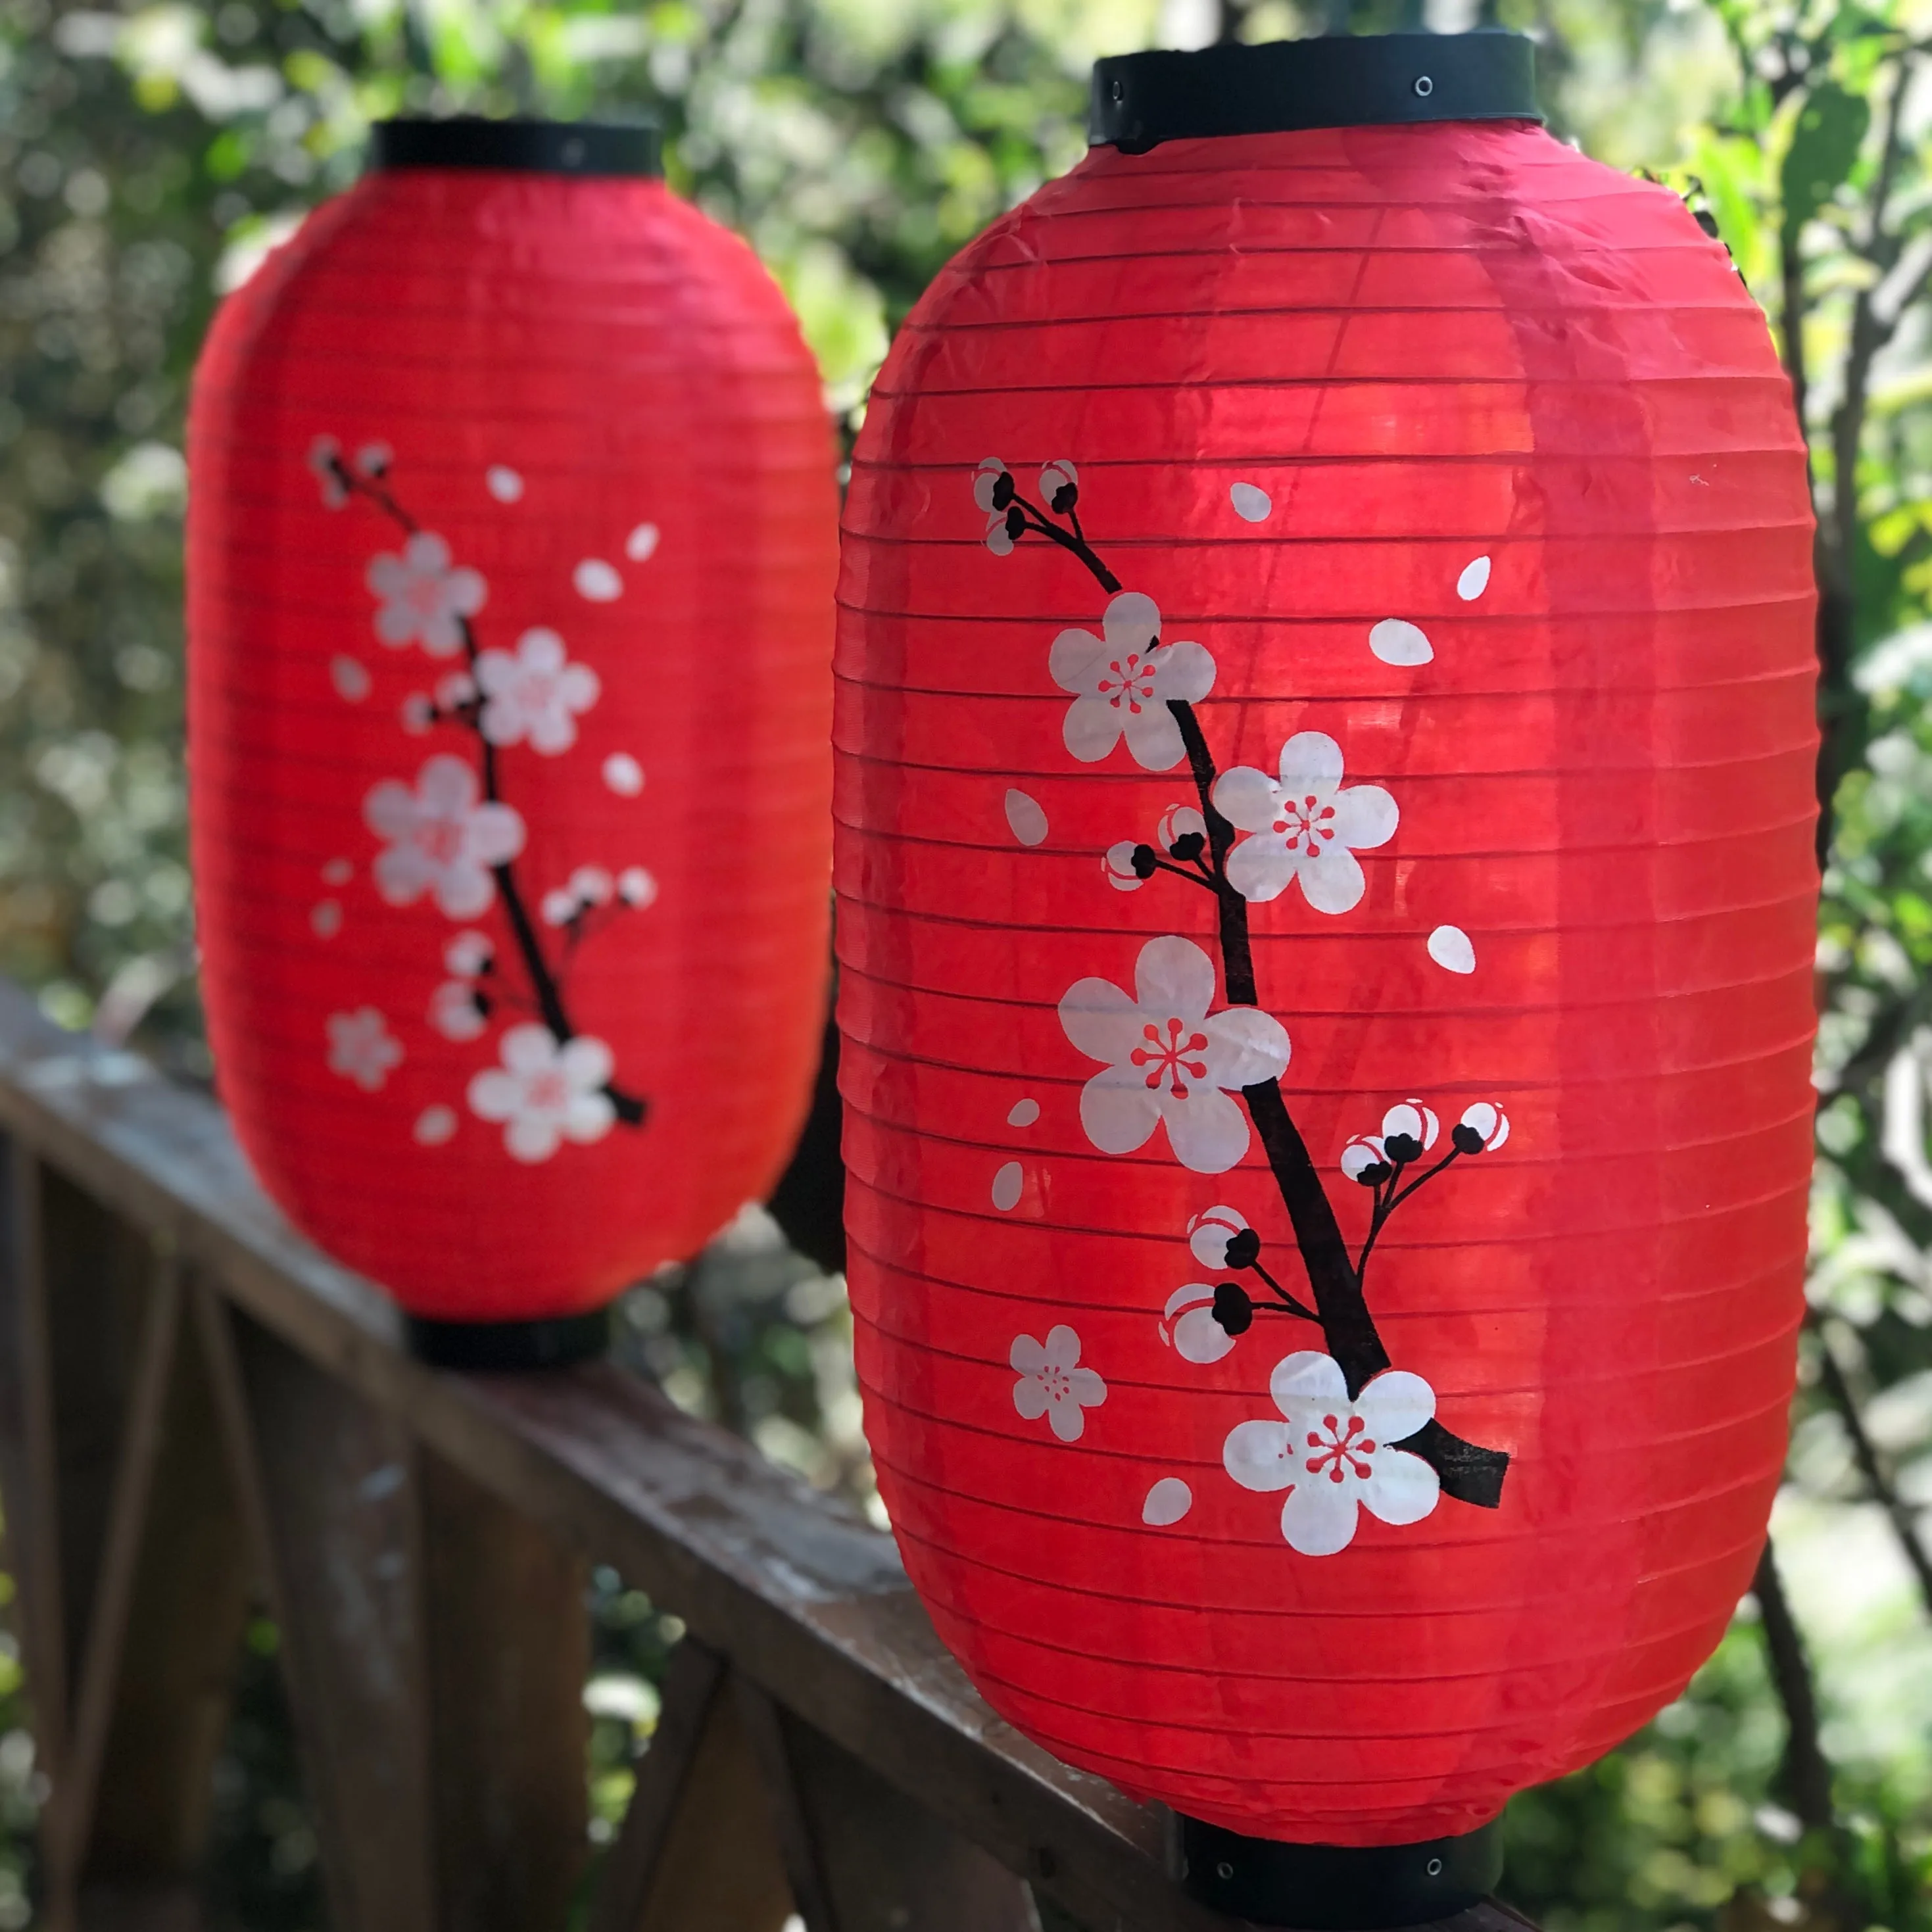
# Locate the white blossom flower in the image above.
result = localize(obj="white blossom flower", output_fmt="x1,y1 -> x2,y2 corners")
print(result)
475,627 -> 600,754
400,694 -> 435,735
1187,1203 -> 1250,1270
364,755 -> 525,920
1457,1101 -> 1511,1151
1340,1134 -> 1388,1181
1380,1099 -> 1439,1152
326,1007 -> 401,1091
467,1025 -> 617,1163
445,930 -> 493,977
569,865 -> 614,906
1157,803 -> 1208,854
618,867 -> 658,907
1010,1326 -> 1106,1441
1212,732 -> 1397,913
354,441 -> 393,477
1224,1352 -> 1440,1556
429,980 -> 487,1041
1159,1285 -> 1236,1365
972,456 -> 1009,512
1102,840 -> 1146,892
1038,458 -> 1078,512
366,532 -> 486,656
308,435 -> 348,508
541,888 -> 577,927
1059,934 -> 1290,1174
1050,592 -> 1215,771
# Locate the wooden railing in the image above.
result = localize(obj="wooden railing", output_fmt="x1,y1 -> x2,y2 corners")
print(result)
0,976 -> 1538,1932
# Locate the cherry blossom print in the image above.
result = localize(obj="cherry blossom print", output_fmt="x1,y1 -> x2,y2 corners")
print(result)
1341,1134 -> 1389,1182
330,654 -> 371,701
445,930 -> 492,977
485,464 -> 523,502
364,755 -> 527,920
1059,934 -> 1290,1174
475,627 -> 600,754
1369,619 -> 1433,667
1457,555 -> 1492,600
571,865 -> 614,906
308,435 -> 349,508
1007,1098 -> 1040,1127
1188,1203 -> 1251,1270
1157,803 -> 1207,855
1229,481 -> 1272,523
366,532 -> 486,656
1429,924 -> 1477,974
1161,1284 -> 1237,1364
1212,731 -> 1398,913
603,752 -> 645,796
991,1161 -> 1025,1211
468,1025 -> 617,1163
574,558 -> 622,602
1224,1352 -> 1441,1556
414,1104 -> 458,1146
429,979 -> 487,1042
326,1007 -> 402,1092
354,442 -> 393,479
1457,1101 -> 1511,1153
1050,592 -> 1215,771
321,857 -> 354,886
625,522 -> 660,562
1004,788 -> 1049,847
1010,1326 -> 1106,1443
972,456 -> 1009,513
1103,840 -> 1146,892
1382,1100 -> 1439,1153
1142,1477 -> 1194,1526
1038,459 -> 1078,512
617,867 -> 658,907
401,694 -> 435,735
541,888 -> 576,927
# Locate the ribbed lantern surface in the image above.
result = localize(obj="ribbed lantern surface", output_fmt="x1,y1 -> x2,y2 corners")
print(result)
836,120 -> 1818,1845
189,144 -> 838,1320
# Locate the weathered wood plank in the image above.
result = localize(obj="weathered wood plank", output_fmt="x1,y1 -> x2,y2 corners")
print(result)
417,1443 -> 590,1932
589,1640 -> 792,1932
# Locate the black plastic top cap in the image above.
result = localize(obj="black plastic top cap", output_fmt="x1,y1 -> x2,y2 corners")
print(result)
1090,30 -> 1540,153
372,116 -> 662,178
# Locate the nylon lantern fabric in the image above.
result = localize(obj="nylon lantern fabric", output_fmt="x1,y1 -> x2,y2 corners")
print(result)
836,122 -> 1818,1847
189,163 -> 838,1320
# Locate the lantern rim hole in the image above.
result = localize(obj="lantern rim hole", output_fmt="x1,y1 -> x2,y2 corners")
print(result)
1088,30 -> 1542,153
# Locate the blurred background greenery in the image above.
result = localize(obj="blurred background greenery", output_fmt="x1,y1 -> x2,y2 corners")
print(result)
1,0 -> 1930,1926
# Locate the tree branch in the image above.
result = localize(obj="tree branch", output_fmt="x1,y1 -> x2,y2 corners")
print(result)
1753,1537 -> 1838,1837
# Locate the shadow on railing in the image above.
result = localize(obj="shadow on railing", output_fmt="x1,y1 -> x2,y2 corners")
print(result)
0,977 -> 1539,1932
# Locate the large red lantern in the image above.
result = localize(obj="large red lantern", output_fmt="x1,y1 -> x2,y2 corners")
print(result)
189,120 -> 838,1358
835,33 -> 1818,1920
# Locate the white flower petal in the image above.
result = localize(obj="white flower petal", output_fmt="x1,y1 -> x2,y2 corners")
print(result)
418,754 -> 477,813
1058,976 -> 1144,1066
1361,1449 -> 1441,1528
466,802 -> 527,868
1297,842 -> 1366,915
501,1023 -> 557,1076
1048,627 -> 1108,696
1280,1478 -> 1363,1556
1132,934 -> 1217,1024
1212,767 -> 1283,834
562,1090 -> 617,1146
1225,834 -> 1297,904
1224,1420 -> 1295,1493
468,1069 -> 519,1121
1429,925 -> 1477,975
1199,1007 -> 1291,1089
1150,638 -> 1215,704
1369,619 -> 1433,666
1013,1378 -> 1050,1422
1331,784 -> 1399,852
1276,731 -> 1345,800
1067,1367 -> 1105,1409
1101,591 -> 1161,657
1078,1071 -> 1163,1155
505,1113 -> 564,1163
1173,1305 -> 1236,1364
559,1034 -> 615,1090
1229,481 -> 1272,522
1061,693 -> 1126,763
433,864 -> 495,921
1142,1477 -> 1194,1526
1270,1350 -> 1349,1414
519,627 -> 566,671
1004,789 -> 1049,846
1355,1368 -> 1437,1445
1120,702 -> 1186,772
1042,1324 -> 1082,1372
1457,554 -> 1491,600
1047,1395 -> 1088,1441
1162,1086 -> 1251,1174
1010,1334 -> 1048,1375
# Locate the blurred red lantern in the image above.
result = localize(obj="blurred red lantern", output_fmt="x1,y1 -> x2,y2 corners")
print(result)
189,119 -> 838,1361
836,33 -> 1818,1921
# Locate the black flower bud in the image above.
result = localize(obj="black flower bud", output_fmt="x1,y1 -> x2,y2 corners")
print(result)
1452,1123 -> 1485,1155
991,470 -> 1017,510
1353,1160 -> 1391,1188
473,990 -> 492,1018
1003,502 -> 1025,539
1050,479 -> 1078,515
1211,1281 -> 1253,1336
1169,830 -> 1206,863
1223,1226 -> 1261,1270
1382,1131 -> 1423,1165
1130,842 -> 1157,879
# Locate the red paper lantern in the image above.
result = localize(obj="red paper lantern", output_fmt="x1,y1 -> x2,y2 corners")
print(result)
836,34 -> 1817,1914
189,120 -> 838,1353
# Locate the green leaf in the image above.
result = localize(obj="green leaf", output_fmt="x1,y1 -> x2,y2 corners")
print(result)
1781,81 -> 1871,230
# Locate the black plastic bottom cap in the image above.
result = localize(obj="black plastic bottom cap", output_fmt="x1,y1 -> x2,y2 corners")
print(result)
406,1306 -> 610,1371
1177,1815 -> 1502,1928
